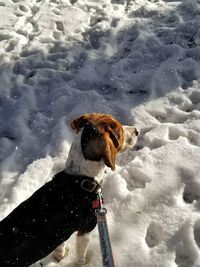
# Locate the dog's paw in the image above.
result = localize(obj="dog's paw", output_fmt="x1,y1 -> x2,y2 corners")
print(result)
52,244 -> 69,262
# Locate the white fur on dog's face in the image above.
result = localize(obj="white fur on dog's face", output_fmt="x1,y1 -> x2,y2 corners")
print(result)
121,125 -> 139,152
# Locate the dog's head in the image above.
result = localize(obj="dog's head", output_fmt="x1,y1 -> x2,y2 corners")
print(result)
71,113 -> 138,171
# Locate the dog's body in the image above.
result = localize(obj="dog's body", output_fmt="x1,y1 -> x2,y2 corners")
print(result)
0,172 -> 98,266
0,113 -> 138,266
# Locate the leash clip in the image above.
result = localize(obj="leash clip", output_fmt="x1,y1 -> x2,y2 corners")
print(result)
93,191 -> 107,215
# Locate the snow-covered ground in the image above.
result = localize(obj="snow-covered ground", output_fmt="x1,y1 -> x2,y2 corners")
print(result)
0,0 -> 200,266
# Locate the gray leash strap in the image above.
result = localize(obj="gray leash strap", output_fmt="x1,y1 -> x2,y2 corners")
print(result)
95,192 -> 116,267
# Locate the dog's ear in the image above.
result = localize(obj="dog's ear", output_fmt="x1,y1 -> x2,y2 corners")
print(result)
71,113 -> 101,133
100,132 -> 117,171
70,115 -> 89,133
81,129 -> 117,170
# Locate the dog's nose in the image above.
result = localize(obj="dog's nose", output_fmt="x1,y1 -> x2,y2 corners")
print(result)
135,129 -> 139,136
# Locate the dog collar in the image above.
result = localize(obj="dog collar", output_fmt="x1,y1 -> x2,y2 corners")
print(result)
64,171 -> 102,193
80,179 -> 102,193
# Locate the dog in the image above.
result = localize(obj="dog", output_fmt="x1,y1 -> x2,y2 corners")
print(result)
0,113 -> 138,266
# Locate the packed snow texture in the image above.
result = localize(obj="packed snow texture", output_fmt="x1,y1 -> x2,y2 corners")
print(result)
0,0 -> 200,266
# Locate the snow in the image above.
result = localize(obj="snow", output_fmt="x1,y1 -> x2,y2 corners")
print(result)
0,0 -> 200,266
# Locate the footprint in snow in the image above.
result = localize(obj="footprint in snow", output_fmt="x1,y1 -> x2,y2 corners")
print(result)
149,108 -> 189,124
168,126 -> 187,141
145,222 -> 164,248
171,222 -> 199,267
18,5 -> 29,13
179,167 -> 200,204
55,21 -> 65,32
121,167 -> 152,192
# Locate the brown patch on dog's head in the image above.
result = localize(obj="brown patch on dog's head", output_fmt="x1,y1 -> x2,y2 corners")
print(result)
71,113 -> 125,170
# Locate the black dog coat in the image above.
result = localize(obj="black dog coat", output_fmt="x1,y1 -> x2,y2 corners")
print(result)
0,171 -> 99,267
